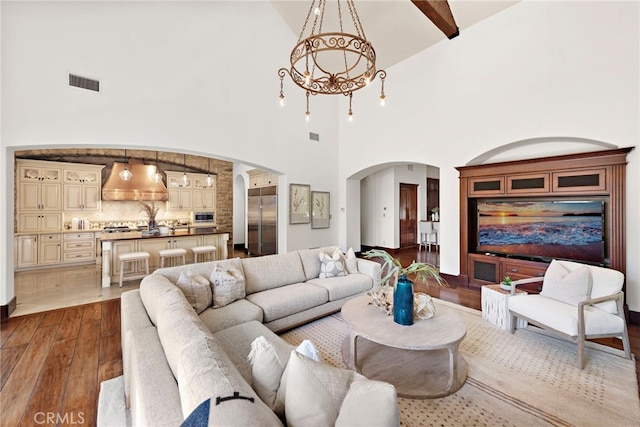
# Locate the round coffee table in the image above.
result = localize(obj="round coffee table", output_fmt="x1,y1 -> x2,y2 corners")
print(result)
341,294 -> 467,399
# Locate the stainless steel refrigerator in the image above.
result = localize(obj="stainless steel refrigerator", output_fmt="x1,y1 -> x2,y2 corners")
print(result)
248,186 -> 277,256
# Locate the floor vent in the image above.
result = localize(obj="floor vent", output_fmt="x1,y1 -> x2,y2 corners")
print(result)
309,132 -> 320,141
69,74 -> 100,92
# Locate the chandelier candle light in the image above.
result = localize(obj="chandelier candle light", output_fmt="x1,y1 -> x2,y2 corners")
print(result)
278,0 -> 387,121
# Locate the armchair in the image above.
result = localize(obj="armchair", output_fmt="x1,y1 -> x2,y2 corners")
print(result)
508,260 -> 632,369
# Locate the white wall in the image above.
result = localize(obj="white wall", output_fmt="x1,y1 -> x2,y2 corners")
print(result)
1,1 -> 341,307
339,1 -> 639,310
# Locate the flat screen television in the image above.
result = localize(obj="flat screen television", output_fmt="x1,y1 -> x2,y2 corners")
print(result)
476,199 -> 605,264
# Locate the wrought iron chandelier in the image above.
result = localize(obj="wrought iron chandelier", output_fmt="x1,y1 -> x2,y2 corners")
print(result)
278,0 -> 386,121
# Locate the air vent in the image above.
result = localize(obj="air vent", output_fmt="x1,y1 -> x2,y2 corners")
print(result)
407,164 -> 414,171
69,74 -> 100,92
309,132 -> 320,141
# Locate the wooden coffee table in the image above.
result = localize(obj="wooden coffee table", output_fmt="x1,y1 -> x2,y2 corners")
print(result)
341,294 -> 467,399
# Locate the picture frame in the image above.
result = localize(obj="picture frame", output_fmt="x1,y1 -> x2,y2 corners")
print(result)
290,183 -> 311,224
311,191 -> 330,229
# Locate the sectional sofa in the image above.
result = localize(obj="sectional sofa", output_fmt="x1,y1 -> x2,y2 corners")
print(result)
120,246 -> 399,426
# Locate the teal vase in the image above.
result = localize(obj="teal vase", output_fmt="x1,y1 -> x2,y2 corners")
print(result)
393,274 -> 414,325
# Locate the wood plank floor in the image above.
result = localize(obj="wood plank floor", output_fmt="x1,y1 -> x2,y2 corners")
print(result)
1,300 -> 121,427
1,247 -> 638,426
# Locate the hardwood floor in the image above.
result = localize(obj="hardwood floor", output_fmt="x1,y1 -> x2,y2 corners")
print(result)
1,299 -> 121,427
1,247 -> 638,426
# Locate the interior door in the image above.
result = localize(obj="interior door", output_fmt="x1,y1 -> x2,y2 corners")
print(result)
399,183 -> 418,248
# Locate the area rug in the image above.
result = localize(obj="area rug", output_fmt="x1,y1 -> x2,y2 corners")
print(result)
279,300 -> 640,427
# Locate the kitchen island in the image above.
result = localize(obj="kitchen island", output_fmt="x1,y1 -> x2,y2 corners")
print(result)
99,229 -> 229,287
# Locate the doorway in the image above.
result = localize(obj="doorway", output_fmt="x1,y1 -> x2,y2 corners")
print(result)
399,183 -> 418,248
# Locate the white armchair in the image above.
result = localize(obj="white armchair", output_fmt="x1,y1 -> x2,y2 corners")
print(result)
508,259 -> 632,369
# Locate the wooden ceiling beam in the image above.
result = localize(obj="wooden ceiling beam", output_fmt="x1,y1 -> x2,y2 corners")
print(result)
411,0 -> 460,39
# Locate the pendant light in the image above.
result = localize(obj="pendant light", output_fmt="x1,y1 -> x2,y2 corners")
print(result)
205,158 -> 215,188
119,149 -> 133,181
152,151 -> 163,183
182,154 -> 188,186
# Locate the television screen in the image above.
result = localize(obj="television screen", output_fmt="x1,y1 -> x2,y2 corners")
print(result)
477,200 -> 604,264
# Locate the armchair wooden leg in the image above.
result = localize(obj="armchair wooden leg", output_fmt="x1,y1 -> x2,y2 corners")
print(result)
621,325 -> 632,360
578,339 -> 585,370
509,315 -> 517,334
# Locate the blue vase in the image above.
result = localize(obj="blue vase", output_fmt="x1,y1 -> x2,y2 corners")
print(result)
393,274 -> 414,325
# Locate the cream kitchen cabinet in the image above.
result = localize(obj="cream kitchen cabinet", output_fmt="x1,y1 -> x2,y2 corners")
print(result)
18,213 -> 63,233
62,232 -> 96,264
166,171 -> 193,210
192,174 -> 216,210
17,160 -> 62,212
15,233 -> 61,269
63,165 -> 104,211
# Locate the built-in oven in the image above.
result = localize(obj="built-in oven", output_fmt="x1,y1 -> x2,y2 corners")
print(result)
191,211 -> 215,226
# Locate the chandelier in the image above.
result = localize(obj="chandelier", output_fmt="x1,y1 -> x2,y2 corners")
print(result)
278,0 -> 386,121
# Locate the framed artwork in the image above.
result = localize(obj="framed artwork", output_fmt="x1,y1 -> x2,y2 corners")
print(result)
290,184 -> 310,224
311,191 -> 330,229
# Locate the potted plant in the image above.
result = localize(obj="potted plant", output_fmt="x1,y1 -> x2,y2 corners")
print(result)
139,201 -> 160,230
500,276 -> 513,291
363,249 -> 447,325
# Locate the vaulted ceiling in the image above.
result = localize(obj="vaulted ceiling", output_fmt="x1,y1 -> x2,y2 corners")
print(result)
271,0 -> 519,69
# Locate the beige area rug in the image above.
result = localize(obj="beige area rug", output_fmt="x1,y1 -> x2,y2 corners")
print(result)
279,300 -> 640,427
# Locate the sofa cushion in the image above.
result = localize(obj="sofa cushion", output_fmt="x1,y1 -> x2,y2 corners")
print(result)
245,283 -> 329,323
297,246 -> 340,280
199,299 -> 263,334
335,380 -> 399,427
210,264 -> 246,308
307,274 -> 374,301
176,271 -> 212,314
213,320 -> 293,385
540,260 -> 592,306
319,251 -> 348,278
284,350 -> 363,427
248,336 -> 288,410
242,252 -> 307,294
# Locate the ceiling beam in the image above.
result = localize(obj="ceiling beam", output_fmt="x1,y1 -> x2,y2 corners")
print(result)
411,0 -> 460,39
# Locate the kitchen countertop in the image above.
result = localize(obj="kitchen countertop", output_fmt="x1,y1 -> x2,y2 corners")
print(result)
98,228 -> 228,241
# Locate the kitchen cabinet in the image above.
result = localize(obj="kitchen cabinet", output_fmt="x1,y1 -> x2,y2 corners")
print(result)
200,233 -> 229,260
18,161 -> 62,212
15,233 -> 61,268
192,175 -> 216,210
62,232 -> 96,263
137,239 -> 171,271
248,171 -> 278,188
467,253 -> 547,293
18,213 -> 63,233
166,171 -> 193,210
63,165 -> 104,211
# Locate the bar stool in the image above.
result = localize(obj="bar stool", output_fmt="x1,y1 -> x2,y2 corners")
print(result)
158,248 -> 187,268
118,252 -> 150,288
191,245 -> 217,263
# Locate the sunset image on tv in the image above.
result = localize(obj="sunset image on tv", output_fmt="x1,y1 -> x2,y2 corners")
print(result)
477,200 -> 604,263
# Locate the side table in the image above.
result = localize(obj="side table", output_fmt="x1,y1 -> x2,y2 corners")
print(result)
481,285 -> 528,330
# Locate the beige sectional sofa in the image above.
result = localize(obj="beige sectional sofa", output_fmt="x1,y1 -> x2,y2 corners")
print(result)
120,246 -> 399,426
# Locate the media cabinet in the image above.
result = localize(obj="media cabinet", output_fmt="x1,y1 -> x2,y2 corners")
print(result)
456,147 -> 633,294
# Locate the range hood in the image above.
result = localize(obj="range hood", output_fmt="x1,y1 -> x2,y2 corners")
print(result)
102,161 -> 168,201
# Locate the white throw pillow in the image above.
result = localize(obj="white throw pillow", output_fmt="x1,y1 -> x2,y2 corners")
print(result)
319,251 -> 347,278
342,248 -> 359,274
175,271 -> 212,314
247,336 -> 288,410
284,350 -> 361,427
209,266 -> 246,308
295,339 -> 323,363
540,260 -> 592,306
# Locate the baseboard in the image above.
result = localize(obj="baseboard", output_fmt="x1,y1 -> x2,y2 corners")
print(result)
1,297 -> 17,320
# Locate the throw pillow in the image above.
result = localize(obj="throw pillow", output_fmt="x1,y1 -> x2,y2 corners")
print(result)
342,247 -> 359,274
319,251 -> 347,278
181,398 -> 211,427
210,266 -> 246,308
247,336 -> 288,410
175,271 -> 212,314
296,339 -> 323,363
540,260 -> 592,306
285,350 -> 361,427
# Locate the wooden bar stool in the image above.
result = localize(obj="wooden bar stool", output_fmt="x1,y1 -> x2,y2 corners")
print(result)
158,248 -> 187,268
118,252 -> 150,288
191,245 -> 217,263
